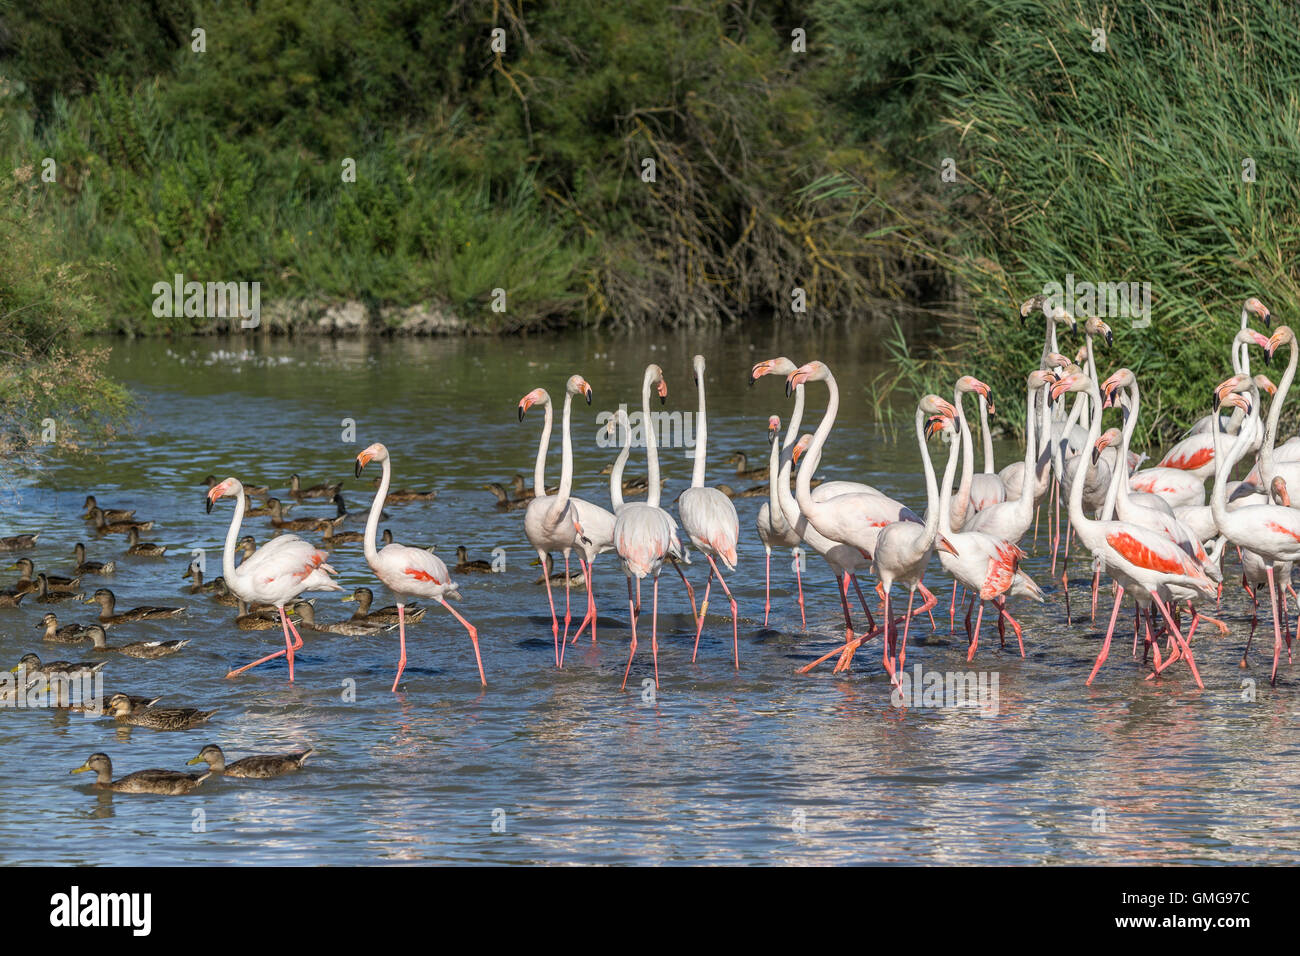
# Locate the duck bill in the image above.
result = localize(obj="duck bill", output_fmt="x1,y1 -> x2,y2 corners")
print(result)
70,765 -> 90,775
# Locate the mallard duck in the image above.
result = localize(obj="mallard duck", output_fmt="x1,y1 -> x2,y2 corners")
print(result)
381,529 -> 396,546
208,577 -> 241,607
715,484 -> 737,499
731,482 -> 769,498
36,574 -> 84,604
0,588 -> 27,607
188,743 -> 313,779
320,522 -> 365,545
237,536 -> 257,561
291,600 -> 387,636
483,482 -> 530,511
11,559 -> 78,592
72,752 -> 211,794
81,496 -> 134,522
725,451 -> 768,480
86,507 -> 153,535
597,463 -> 660,497
203,474 -> 268,498
87,625 -> 190,659
289,473 -> 342,500
182,561 -> 217,594
36,612 -> 96,643
72,543 -> 115,576
532,554 -> 586,589
334,492 -> 386,523
105,693 -> 216,730
241,493 -> 282,517
67,693 -> 162,715
12,653 -> 107,679
125,527 -> 168,557
86,588 -> 185,626
0,533 -> 39,551
341,586 -> 426,625
454,546 -> 494,574
235,597 -> 298,630
372,476 -> 437,502
266,498 -> 330,532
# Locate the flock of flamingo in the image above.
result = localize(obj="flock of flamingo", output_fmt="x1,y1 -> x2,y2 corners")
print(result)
8,294 -> 1297,701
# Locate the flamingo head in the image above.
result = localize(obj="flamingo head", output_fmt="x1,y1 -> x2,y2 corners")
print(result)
1255,373 -> 1277,396
566,375 -> 593,404
1050,306 -> 1078,339
785,361 -> 828,397
750,357 -> 797,386
1245,296 -> 1272,327
937,535 -> 960,557
645,364 -> 667,404
1212,375 -> 1249,411
518,387 -> 548,421
1084,315 -> 1113,348
1100,368 -> 1135,408
1048,371 -> 1089,404
1272,476 -> 1291,508
204,477 -> 244,514
692,354 -> 705,385
791,434 -> 812,465
767,415 -> 781,440
918,394 -> 957,420
1027,369 -> 1054,391
1044,352 -> 1071,370
924,414 -> 953,442
1019,293 -> 1048,322
354,442 -> 388,478
1092,428 -> 1120,466
1266,325 -> 1294,363
956,376 -> 994,413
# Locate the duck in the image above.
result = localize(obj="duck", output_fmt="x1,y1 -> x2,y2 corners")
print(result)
241,493 -> 280,517
509,473 -> 556,499
104,693 -> 216,730
66,693 -> 162,715
483,482 -> 530,511
182,561 -> 217,594
289,473 -> 342,500
203,474 -> 269,498
71,752 -> 211,794
730,482 -> 769,498
86,507 -> 153,535
87,625 -> 190,659
81,496 -> 134,522
724,451 -> 769,480
85,588 -> 185,626
12,653 -> 107,680
341,586 -> 426,625
72,543 -> 115,576
11,559 -> 79,593
36,574 -> 84,604
371,476 -> 437,502
36,612 -> 97,643
235,597 -> 297,630
188,744 -> 313,779
0,588 -> 27,607
266,498 -> 331,532
454,546 -> 495,574
334,492 -> 387,523
0,533 -> 39,551
598,463 -> 661,497
533,554 -> 586,590
237,535 -> 257,562
125,527 -> 168,557
290,600 -> 388,636
320,522 -> 366,545
208,577 -> 241,607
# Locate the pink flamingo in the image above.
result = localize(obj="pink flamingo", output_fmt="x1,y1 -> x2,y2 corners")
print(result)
613,364 -> 688,690
678,354 -> 741,668
206,477 -> 341,682
355,443 -> 484,690
756,415 -> 804,627
520,375 -> 613,665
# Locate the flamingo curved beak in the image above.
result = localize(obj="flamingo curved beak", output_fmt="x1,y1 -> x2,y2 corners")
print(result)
581,381 -> 593,404
924,415 -> 947,441
355,451 -> 374,478
937,536 -> 959,557
657,380 -> 667,405
204,484 -> 224,514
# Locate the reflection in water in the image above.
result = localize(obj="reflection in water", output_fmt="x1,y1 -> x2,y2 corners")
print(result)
0,326 -> 1299,863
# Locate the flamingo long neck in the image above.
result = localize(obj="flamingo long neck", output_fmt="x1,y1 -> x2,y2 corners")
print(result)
609,410 -> 631,511
691,367 -> 708,488
978,394 -> 995,474
1211,396 -> 1261,529
1013,381 -> 1040,524
915,407 -> 942,550
784,381 -> 805,451
1103,384 -> 1140,520
221,481 -> 248,585
1259,335 -> 1297,487
364,455 -> 390,564
532,392 -> 553,495
551,390 -> 575,521
952,388 -> 975,529
641,367 -> 662,508
1068,387 -> 1099,535
767,429 -> 791,536
796,370 -> 838,516
1042,312 -> 1056,367
938,424 -> 961,537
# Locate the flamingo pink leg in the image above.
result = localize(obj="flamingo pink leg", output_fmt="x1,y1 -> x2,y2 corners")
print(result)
391,603 -> 408,692
896,587 -> 917,677
439,598 -> 485,686
966,601 -> 984,662
1086,584 -> 1124,685
795,558 -> 806,630
705,554 -> 740,669
226,605 -> 298,679
1149,592 -> 1203,689
690,567 -> 715,663
672,560 -> 698,624
569,557 -> 597,648
1267,565 -> 1284,685
997,597 -> 1025,656
651,575 -> 661,688
763,548 -> 772,627
540,550 -> 560,667
560,552 -> 573,649
850,574 -> 877,631
621,577 -> 640,691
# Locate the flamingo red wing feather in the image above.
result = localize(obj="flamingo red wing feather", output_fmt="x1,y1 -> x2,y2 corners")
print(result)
980,542 -> 1020,600
1159,445 -> 1213,471
404,567 -> 446,585
1265,521 -> 1300,544
1106,531 -> 1189,575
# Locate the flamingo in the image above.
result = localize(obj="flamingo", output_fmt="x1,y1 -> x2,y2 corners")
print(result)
355,443 -> 484,690
950,375 -> 998,529
677,355 -> 741,668
755,416 -> 805,628
520,375 -> 614,665
205,477 -> 341,682
1185,297 -> 1273,437
612,364 -> 688,690
965,370 -> 1053,543
1050,372 -> 1212,688
970,383 -> 1006,512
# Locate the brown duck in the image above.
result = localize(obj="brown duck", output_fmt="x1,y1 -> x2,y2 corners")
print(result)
81,496 -> 134,522
87,507 -> 153,535
72,543 -> 115,576
188,744 -> 313,779
71,752 -> 211,794
372,476 -> 437,502
86,588 -> 185,626
87,625 -> 190,659
289,473 -> 342,500
341,586 -> 426,625
105,693 -> 216,730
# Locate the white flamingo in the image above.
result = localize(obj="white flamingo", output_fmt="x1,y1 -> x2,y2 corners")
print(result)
206,477 -> 341,682
355,443 -> 484,690
755,415 -> 804,627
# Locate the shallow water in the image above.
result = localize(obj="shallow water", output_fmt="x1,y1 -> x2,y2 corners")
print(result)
1,325 -> 1297,865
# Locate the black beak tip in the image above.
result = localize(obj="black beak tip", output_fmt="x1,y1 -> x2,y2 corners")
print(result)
747,374 -> 756,387
1105,331 -> 1113,347
785,381 -> 793,398
517,407 -> 526,422
1092,449 -> 1101,466
354,461 -> 364,478
204,498 -> 213,514
659,395 -> 665,406
585,392 -> 592,405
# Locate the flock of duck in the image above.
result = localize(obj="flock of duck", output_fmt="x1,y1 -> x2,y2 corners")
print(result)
4,295 -> 1298,789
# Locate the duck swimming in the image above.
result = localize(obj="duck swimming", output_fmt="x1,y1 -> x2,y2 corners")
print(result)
0,588 -> 26,607
235,597 -> 298,630
67,692 -> 162,715
11,558 -> 78,593
291,601 -> 388,636
484,482 -> 530,511
86,507 -> 153,535
533,553 -> 586,590
105,693 -> 216,730
266,498 -> 331,532
12,653 -> 107,679
182,561 -> 218,594
72,543 -> 115,576
36,574 -> 84,604
81,496 -> 134,523
341,586 -> 426,625
320,522 -> 366,545
87,626 -> 190,659
36,612 -> 97,644
85,588 -> 185,626
454,546 -> 495,574
289,473 -> 342,500
125,527 -> 168,557
187,744 -> 313,779
372,476 -> 437,502
0,533 -> 38,552
71,752 -> 211,794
